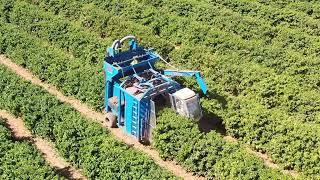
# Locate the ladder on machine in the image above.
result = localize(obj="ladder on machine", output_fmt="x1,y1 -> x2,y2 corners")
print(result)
131,100 -> 149,140
132,101 -> 139,137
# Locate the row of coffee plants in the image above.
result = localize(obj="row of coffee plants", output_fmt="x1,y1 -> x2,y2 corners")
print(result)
19,0 -> 320,123
153,109 -> 291,179
0,65 -> 175,179
0,63 -> 291,179
0,119 -> 61,179
0,0 -> 319,177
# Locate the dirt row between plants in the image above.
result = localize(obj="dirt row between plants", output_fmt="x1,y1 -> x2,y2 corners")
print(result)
0,55 -> 203,179
0,55 -> 299,179
0,110 -> 86,180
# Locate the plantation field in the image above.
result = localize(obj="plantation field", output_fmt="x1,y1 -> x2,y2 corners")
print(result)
0,64 -> 175,179
0,57 -> 291,179
0,0 -> 319,179
0,119 -> 61,179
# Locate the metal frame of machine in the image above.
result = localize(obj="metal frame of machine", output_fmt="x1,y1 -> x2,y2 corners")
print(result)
103,35 -> 207,142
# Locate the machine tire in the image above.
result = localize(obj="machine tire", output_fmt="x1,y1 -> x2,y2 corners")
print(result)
139,138 -> 150,145
105,113 -> 117,128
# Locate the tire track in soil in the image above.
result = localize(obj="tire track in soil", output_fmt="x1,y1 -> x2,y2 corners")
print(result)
0,55 -> 299,179
0,110 -> 86,180
0,55 -> 203,180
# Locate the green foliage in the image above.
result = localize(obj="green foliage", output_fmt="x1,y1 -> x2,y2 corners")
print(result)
0,65 -> 175,179
153,109 -> 290,179
0,120 -> 61,179
0,0 -> 319,178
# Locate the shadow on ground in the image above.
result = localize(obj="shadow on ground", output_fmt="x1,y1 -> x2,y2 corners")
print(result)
197,91 -> 228,135
55,166 -> 76,180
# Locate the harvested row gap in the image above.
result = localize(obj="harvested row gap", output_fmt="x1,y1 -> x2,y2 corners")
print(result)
0,109 -> 86,180
0,54 -> 203,180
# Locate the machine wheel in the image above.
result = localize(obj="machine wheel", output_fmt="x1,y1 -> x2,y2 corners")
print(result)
105,113 -> 117,128
139,138 -> 150,145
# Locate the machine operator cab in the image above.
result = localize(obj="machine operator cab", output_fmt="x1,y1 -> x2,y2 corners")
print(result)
170,88 -> 202,120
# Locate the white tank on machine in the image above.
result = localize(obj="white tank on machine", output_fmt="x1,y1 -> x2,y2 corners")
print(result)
170,88 -> 203,120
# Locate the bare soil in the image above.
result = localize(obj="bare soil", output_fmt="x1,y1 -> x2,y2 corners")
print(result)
0,110 -> 86,180
0,55 -> 203,179
0,55 -> 300,179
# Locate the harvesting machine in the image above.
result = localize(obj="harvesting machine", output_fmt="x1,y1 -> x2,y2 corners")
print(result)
103,35 -> 207,142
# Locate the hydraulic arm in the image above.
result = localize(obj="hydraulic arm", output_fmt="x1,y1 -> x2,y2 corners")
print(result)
163,70 -> 208,94
103,35 -> 207,142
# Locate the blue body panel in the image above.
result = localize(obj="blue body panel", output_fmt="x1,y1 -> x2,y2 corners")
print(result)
124,94 -> 135,136
103,36 -> 207,141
